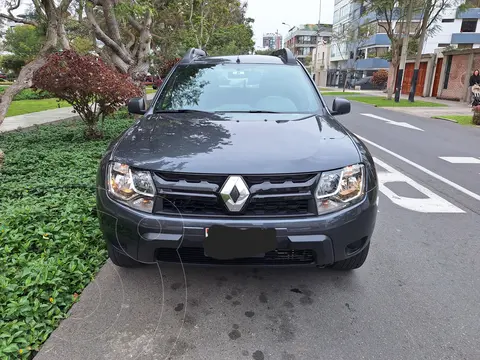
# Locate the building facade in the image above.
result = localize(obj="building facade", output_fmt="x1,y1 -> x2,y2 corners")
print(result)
262,32 -> 283,50
312,41 -> 331,86
284,24 -> 332,65
423,7 -> 480,53
329,1 -> 480,88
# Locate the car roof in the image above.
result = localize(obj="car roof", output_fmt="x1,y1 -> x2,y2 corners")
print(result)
194,55 -> 287,65
178,48 -> 299,66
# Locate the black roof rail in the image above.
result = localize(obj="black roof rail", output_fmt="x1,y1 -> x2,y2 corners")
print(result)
270,48 -> 297,65
179,48 -> 208,64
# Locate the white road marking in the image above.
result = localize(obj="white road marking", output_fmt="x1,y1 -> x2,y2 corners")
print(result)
439,156 -> 480,164
361,113 -> 424,131
356,134 -> 480,202
374,157 -> 464,213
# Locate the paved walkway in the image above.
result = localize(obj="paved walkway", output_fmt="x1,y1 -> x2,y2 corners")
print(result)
321,87 -> 472,118
0,93 -> 156,133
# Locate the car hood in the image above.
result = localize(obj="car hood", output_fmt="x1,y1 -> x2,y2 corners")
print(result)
111,112 -> 360,174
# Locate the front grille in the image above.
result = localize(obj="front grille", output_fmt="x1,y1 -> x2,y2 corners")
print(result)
154,172 -> 318,217
156,248 -> 315,265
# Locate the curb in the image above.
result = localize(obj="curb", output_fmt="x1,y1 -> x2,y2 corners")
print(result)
0,114 -> 81,134
431,116 -> 458,123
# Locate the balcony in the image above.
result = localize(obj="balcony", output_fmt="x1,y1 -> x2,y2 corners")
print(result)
362,34 -> 391,47
355,58 -> 389,70
451,32 -> 480,44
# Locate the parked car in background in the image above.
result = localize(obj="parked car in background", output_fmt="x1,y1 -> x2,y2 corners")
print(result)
0,72 -> 7,80
152,77 -> 163,89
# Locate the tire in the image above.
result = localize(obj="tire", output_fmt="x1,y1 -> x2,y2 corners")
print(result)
107,242 -> 142,268
329,243 -> 370,270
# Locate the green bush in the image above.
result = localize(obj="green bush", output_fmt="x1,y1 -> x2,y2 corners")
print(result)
0,87 -> 55,101
0,116 -> 134,358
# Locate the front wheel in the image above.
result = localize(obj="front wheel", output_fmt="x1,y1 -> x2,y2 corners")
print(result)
329,243 -> 370,270
107,242 -> 143,268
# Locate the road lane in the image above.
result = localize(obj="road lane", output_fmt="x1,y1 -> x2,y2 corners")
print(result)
35,163 -> 480,359
323,96 -> 480,211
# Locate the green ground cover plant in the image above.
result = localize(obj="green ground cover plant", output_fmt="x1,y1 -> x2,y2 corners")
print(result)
0,113 -> 133,358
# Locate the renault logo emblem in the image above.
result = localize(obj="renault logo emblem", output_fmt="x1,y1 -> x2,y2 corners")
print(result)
220,175 -> 250,212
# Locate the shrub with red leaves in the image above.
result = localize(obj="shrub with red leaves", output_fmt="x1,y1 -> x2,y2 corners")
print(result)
33,50 -> 142,138
158,57 -> 181,78
372,69 -> 388,88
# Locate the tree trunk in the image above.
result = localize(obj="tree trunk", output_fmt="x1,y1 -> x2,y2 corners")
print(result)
0,0 -> 72,161
0,56 -> 49,123
409,0 -> 430,102
387,62 -> 398,100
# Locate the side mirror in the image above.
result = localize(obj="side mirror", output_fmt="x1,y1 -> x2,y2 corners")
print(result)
331,97 -> 351,116
127,97 -> 146,115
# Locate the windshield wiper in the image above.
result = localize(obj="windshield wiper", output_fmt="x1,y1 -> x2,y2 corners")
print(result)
155,109 -> 214,114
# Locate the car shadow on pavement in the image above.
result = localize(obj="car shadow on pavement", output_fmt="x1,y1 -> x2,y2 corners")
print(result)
35,261 -> 365,360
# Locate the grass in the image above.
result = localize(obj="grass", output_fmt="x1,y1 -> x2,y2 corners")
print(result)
434,115 -> 474,126
0,115 -> 134,358
343,96 -> 447,107
6,99 -> 71,117
320,91 -> 359,96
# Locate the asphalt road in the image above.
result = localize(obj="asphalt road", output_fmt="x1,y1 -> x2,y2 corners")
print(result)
35,98 -> 480,360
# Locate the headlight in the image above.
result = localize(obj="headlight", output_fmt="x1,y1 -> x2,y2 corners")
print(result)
315,163 -> 365,215
107,162 -> 156,212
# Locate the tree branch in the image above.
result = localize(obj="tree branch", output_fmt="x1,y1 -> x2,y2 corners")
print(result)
189,0 -> 201,48
97,0 -> 123,45
127,15 -> 142,32
0,0 -> 39,26
85,4 -> 132,64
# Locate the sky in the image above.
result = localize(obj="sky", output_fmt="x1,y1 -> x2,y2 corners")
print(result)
245,0 -> 334,48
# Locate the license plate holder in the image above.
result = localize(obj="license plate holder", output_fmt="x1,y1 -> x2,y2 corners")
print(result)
204,225 -> 276,260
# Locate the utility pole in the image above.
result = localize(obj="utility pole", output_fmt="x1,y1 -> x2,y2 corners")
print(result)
394,0 -> 414,102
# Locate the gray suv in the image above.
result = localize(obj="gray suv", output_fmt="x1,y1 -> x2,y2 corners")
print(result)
96,48 -> 378,270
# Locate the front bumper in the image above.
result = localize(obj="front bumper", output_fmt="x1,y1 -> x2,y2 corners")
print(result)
96,186 -> 378,266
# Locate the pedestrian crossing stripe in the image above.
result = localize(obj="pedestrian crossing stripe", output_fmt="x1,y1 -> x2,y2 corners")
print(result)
439,157 -> 480,164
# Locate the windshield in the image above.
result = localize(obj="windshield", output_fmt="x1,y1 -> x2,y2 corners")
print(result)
153,63 -> 323,114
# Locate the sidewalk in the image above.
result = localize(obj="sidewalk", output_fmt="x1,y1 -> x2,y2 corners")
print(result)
0,93 -> 156,133
321,86 -> 472,118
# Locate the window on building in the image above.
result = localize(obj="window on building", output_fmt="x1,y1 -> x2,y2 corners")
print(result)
353,8 -> 360,20
333,10 -> 339,23
441,18 -> 454,23
437,43 -> 450,47
460,19 -> 477,32
443,55 -> 452,89
458,43 -> 473,49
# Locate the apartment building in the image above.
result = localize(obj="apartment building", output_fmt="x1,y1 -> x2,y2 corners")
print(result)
262,32 -> 283,50
284,23 -> 332,65
329,0 -> 480,87
424,6 -> 480,52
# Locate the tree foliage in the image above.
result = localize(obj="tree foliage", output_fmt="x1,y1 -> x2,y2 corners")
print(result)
33,50 -> 141,138
0,55 -> 26,75
4,25 -> 45,63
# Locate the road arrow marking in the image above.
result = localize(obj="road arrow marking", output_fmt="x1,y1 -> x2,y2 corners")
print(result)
356,134 -> 480,202
374,157 -> 464,213
439,156 -> 480,164
361,113 -> 424,131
